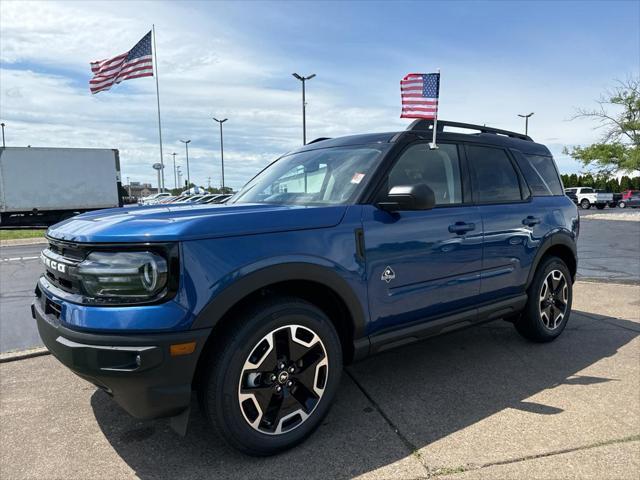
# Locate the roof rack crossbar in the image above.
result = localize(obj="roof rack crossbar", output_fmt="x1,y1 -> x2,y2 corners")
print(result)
406,119 -> 532,141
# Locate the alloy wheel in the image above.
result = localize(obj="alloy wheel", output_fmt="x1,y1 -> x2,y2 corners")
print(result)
238,324 -> 329,435
538,270 -> 568,330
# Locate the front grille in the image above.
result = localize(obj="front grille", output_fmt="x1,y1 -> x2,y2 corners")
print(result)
47,238 -> 87,262
41,238 -> 86,295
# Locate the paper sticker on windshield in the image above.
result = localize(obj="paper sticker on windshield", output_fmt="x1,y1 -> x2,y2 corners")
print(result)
351,173 -> 365,184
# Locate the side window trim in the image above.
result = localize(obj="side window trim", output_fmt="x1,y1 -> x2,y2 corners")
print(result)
370,141 -> 469,208
464,143 -> 531,205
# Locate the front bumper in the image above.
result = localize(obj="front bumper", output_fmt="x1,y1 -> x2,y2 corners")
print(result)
32,289 -> 211,420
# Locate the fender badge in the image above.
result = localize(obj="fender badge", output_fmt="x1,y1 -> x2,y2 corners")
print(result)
381,266 -> 396,283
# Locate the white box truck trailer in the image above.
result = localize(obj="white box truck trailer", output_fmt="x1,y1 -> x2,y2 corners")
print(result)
0,147 -> 122,226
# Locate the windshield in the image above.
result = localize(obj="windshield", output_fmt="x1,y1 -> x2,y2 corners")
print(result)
231,145 -> 388,205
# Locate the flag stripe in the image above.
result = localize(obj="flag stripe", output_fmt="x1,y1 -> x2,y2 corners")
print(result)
401,113 -> 436,119
91,53 -> 128,73
90,59 -> 153,84
90,65 -> 153,89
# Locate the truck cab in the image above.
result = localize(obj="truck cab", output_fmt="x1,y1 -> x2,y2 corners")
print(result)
33,120 -> 579,455
565,187 -> 613,210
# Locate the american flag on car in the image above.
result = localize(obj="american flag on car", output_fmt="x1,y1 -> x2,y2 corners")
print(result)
89,31 -> 154,94
400,73 -> 440,119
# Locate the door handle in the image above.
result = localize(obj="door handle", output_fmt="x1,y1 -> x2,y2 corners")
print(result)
522,216 -> 541,226
448,222 -> 475,234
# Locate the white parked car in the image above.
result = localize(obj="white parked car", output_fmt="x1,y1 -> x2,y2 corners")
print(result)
564,187 -> 613,210
139,192 -> 171,205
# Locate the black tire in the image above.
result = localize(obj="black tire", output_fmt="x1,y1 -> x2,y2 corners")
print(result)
619,201 -> 626,209
514,256 -> 572,342
198,297 -> 342,456
580,199 -> 591,209
596,204 -> 605,210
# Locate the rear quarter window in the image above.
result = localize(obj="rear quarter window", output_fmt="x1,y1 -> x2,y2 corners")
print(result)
514,153 -> 564,196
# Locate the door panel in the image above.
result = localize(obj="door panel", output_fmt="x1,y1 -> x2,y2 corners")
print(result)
476,202 -> 542,301
363,205 -> 483,334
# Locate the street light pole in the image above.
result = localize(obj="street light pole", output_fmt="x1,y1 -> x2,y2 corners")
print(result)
180,139 -> 191,192
292,73 -> 316,145
517,112 -> 535,136
1,123 -> 5,148
213,117 -> 228,190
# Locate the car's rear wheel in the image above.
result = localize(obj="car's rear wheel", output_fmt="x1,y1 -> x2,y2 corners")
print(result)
580,199 -> 591,209
619,201 -> 626,209
199,298 -> 342,456
514,256 -> 572,342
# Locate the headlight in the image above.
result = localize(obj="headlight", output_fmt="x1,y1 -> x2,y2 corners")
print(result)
77,251 -> 168,300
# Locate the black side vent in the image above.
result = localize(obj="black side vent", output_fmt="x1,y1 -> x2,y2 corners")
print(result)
45,298 -> 62,319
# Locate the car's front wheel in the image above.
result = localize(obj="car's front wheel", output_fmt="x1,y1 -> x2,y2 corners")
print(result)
514,256 -> 573,342
619,201 -> 626,209
199,298 -> 342,456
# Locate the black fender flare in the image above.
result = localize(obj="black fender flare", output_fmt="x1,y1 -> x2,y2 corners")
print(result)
525,231 -> 577,289
190,262 -> 368,341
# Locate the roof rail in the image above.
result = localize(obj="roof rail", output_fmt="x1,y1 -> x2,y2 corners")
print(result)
307,137 -> 331,144
406,119 -> 532,141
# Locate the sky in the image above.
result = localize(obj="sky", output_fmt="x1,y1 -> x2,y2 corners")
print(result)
1,0 -> 638,190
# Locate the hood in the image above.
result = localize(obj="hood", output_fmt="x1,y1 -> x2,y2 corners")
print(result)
47,203 -> 348,243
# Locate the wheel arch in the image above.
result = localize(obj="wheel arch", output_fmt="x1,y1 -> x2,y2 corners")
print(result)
526,233 -> 577,289
190,262 -> 369,365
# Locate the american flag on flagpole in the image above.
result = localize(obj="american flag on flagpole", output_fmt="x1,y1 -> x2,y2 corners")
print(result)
400,72 -> 440,119
90,31 -> 154,94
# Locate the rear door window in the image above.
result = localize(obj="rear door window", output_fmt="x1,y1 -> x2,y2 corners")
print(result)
516,154 -> 564,196
467,145 -> 523,203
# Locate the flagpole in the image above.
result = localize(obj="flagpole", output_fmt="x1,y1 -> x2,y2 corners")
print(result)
152,24 -> 165,191
430,68 -> 440,150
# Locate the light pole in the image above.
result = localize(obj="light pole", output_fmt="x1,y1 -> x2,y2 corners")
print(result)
292,73 -> 315,145
127,176 -> 131,197
213,117 -> 227,190
180,139 -> 191,192
1,123 -> 5,148
518,112 -> 534,136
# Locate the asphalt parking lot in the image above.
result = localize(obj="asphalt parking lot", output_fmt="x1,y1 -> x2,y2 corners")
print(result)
1,280 -> 638,479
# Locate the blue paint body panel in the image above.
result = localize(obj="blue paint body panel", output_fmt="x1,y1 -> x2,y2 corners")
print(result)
362,204 -> 484,334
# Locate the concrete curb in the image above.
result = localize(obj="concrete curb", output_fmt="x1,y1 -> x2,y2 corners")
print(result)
0,237 -> 48,247
0,347 -> 50,363
577,277 -> 640,286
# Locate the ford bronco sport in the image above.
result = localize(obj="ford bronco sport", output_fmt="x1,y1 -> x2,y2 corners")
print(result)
33,120 -> 579,455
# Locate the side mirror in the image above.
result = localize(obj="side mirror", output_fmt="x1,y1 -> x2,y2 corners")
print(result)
378,184 -> 436,211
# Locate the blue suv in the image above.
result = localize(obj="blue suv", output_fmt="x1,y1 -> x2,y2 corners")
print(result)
33,120 -> 578,455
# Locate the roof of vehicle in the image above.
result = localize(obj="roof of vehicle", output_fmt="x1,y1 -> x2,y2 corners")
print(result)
296,119 -> 551,156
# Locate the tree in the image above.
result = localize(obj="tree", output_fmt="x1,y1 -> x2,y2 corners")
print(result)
564,77 -> 640,175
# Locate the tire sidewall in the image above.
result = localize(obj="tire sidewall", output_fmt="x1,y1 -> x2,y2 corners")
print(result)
580,199 -> 590,209
206,300 -> 342,455
619,202 -> 626,209
525,257 -> 573,340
